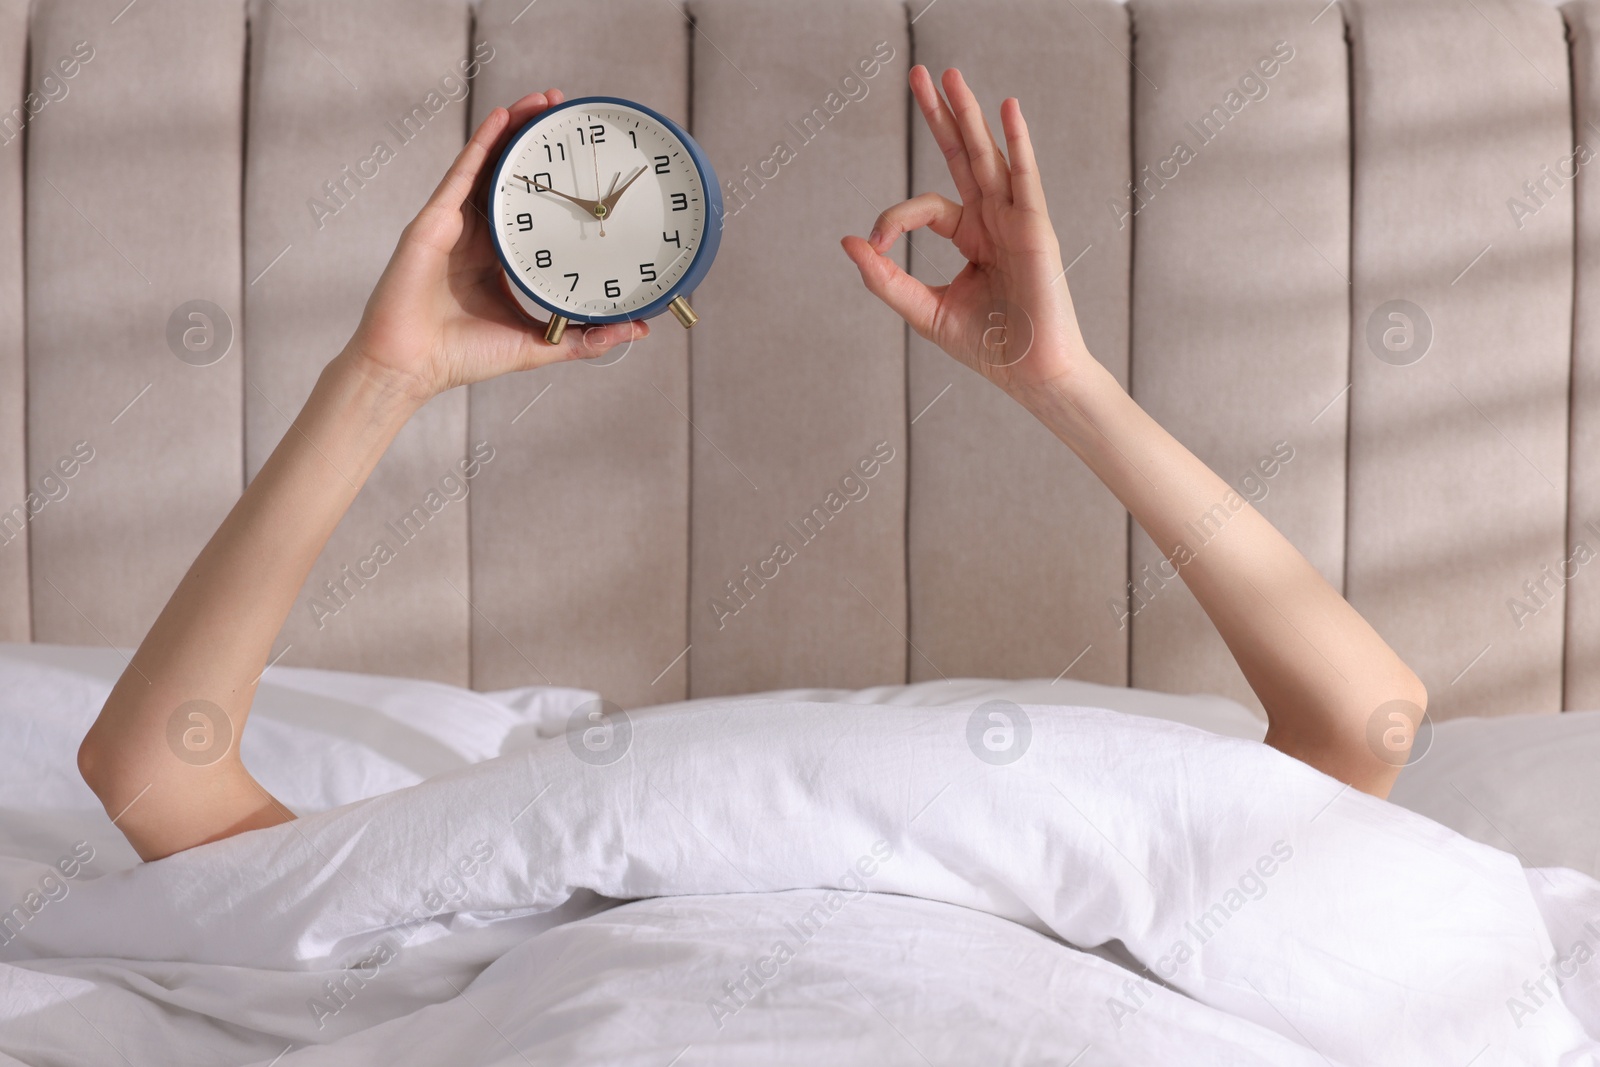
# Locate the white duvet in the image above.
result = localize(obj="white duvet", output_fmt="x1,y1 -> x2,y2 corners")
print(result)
2,649 -> 1600,1065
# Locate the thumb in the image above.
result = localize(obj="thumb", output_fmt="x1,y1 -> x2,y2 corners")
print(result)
842,235 -> 940,339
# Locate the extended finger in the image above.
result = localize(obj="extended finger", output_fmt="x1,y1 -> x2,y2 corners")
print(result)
942,68 -> 1011,203
506,88 -> 558,130
910,65 -> 982,209
1000,97 -> 1046,215
469,90 -> 563,212
841,235 -> 941,339
868,192 -> 962,253
422,105 -> 514,222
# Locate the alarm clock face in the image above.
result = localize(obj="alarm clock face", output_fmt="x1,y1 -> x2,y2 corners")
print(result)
489,99 -> 716,323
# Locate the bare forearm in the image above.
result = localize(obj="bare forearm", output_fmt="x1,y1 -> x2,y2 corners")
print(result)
129,354 -> 416,697
80,351 -> 420,857
1014,362 -> 1426,795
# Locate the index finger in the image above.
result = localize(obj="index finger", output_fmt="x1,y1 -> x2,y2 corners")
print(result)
467,90 -> 566,210
423,102 -> 520,220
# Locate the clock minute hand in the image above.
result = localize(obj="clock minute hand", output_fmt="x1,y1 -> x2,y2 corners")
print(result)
514,173 -> 602,216
600,166 -> 649,217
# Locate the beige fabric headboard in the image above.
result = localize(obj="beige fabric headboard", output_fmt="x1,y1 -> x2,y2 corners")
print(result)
0,0 -> 1593,719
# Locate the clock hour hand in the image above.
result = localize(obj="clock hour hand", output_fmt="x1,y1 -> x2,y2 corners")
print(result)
600,165 -> 649,217
513,173 -> 602,217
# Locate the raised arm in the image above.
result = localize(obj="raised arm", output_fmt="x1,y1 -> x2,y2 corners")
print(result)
78,90 -> 647,861
843,67 -> 1426,798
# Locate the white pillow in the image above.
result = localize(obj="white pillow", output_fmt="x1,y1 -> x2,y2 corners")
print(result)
1388,710 -> 1600,879
0,642 -> 596,871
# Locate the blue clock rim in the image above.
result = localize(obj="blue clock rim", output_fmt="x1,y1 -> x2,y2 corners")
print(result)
485,95 -> 723,327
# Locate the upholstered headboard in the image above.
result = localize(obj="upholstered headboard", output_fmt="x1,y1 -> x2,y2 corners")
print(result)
0,0 -> 1594,719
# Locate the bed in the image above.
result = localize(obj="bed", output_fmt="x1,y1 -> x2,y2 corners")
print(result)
3,642 -> 1598,1065
6,0 -> 1600,1061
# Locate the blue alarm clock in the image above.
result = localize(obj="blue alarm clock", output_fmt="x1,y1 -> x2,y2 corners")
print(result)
486,96 -> 722,344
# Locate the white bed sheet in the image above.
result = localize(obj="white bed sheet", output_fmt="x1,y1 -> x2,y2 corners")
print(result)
3,642 -> 1599,1066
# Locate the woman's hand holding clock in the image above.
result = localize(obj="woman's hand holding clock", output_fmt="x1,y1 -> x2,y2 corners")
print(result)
343,88 -> 649,408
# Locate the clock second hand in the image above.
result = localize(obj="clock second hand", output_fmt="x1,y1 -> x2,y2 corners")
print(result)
591,137 -> 605,237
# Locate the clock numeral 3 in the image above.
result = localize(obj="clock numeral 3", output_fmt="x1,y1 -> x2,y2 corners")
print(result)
663,230 -> 681,247
654,155 -> 670,175
516,213 -> 533,232
639,262 -> 657,282
604,279 -> 622,299
563,272 -> 579,292
671,193 -> 688,212
535,249 -> 552,268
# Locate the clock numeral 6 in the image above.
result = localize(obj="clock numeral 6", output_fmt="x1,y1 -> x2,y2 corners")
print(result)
535,249 -> 552,268
654,155 -> 670,174
639,263 -> 656,282
517,213 -> 533,232
604,279 -> 621,299
563,272 -> 579,292
671,193 -> 688,212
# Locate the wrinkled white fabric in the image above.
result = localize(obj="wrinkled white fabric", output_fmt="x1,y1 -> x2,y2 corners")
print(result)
2,698 -> 1596,1066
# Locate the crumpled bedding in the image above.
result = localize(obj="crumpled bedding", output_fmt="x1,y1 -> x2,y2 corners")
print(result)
2,695 -> 1597,1066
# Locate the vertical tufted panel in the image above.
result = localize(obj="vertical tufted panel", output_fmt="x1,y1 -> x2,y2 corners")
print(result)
686,0 -> 909,696
245,0 -> 472,684
1127,0 -> 1350,715
1346,0 -> 1571,719
0,0 -> 26,641
1563,0 -> 1600,711
26,0 -> 243,647
468,0 -> 691,707
905,0 -> 1132,688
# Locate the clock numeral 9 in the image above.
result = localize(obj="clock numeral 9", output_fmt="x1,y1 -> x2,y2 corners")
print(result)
671,193 -> 688,212
639,263 -> 656,283
654,155 -> 670,174
604,279 -> 621,299
664,230 -> 681,247
535,249 -> 552,268
563,272 -> 579,292
516,213 -> 533,232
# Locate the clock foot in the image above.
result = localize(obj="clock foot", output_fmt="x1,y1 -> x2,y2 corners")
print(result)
544,315 -> 569,345
668,296 -> 699,329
